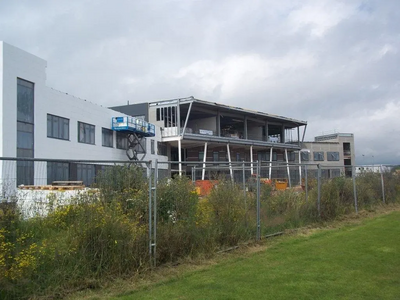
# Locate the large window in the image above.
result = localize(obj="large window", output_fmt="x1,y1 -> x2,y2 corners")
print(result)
47,114 -> 69,140
157,142 -> 167,156
17,78 -> 34,124
116,132 -> 128,149
301,151 -> 310,161
77,164 -> 95,186
102,128 -> 113,147
327,152 -> 340,161
17,78 -> 34,185
47,162 -> 69,184
313,151 -> 325,161
78,122 -> 95,144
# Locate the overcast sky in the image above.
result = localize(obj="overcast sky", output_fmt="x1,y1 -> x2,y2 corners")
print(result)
1,0 -> 399,164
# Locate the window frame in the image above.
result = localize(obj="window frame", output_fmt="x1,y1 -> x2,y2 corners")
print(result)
102,128 -> 113,148
78,121 -> 95,145
47,114 -> 70,140
327,151 -> 340,161
313,151 -> 325,161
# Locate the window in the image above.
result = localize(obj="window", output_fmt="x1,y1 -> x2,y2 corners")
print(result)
47,162 -> 69,184
116,132 -> 128,149
151,140 -> 155,154
17,78 -> 34,185
17,78 -> 34,123
102,128 -> 113,147
157,142 -> 167,156
272,151 -> 277,161
327,152 -> 340,161
78,122 -> 95,144
213,152 -> 219,162
313,151 -> 324,161
199,151 -> 204,161
47,114 -> 69,140
301,151 -> 310,161
77,164 -> 96,186
288,152 -> 295,161
236,153 -> 241,161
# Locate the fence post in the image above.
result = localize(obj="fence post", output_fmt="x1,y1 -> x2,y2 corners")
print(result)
256,161 -> 261,241
242,161 -> 247,227
148,161 -> 153,267
380,165 -> 385,204
352,165 -> 358,214
317,164 -> 321,217
305,164 -> 308,203
153,159 -> 158,267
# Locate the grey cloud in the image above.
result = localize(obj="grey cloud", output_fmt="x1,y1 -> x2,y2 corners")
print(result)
0,0 -> 399,164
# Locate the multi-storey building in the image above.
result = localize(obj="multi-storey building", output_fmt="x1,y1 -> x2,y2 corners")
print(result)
0,41 -> 168,187
112,97 -> 308,179
301,133 -> 355,177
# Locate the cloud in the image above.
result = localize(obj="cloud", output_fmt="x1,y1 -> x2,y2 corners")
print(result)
0,0 -> 399,164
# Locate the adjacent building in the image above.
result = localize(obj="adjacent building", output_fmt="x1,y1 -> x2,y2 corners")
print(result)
301,133 -> 356,177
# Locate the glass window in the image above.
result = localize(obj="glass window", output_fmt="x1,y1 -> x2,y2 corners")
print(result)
288,152 -> 295,161
213,152 -> 219,162
47,162 -> 69,184
102,128 -> 113,147
272,151 -> 277,161
77,164 -> 96,186
116,132 -> 128,149
199,151 -> 204,161
157,142 -> 167,156
17,160 -> 34,186
313,151 -> 325,161
301,151 -> 310,161
47,114 -> 69,140
78,122 -> 95,144
327,152 -> 340,161
17,78 -> 34,123
151,140 -> 155,154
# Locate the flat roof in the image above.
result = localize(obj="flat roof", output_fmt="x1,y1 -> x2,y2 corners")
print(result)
148,96 -> 307,126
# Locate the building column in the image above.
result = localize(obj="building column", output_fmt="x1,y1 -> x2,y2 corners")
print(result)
202,142 -> 208,180
250,145 -> 254,174
227,143 -> 233,181
285,149 -> 291,187
178,138 -> 182,176
269,147 -> 273,180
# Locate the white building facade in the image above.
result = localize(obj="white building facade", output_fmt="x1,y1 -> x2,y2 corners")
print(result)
0,41 -> 167,187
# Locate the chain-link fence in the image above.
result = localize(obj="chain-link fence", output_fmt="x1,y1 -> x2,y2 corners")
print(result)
1,157 -> 399,299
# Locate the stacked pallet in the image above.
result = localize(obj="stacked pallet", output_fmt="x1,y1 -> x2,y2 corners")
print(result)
18,181 -> 85,191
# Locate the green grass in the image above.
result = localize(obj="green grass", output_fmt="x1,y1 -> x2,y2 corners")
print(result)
114,211 -> 400,300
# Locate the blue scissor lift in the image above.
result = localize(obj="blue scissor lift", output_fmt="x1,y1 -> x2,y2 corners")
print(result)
112,116 -> 156,161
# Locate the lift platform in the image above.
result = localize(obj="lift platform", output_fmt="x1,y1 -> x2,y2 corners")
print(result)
112,116 -> 156,161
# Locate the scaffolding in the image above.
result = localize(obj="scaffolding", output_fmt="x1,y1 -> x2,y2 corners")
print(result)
112,116 -> 156,161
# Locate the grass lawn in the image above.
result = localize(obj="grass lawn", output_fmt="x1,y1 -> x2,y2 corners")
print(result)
113,211 -> 400,300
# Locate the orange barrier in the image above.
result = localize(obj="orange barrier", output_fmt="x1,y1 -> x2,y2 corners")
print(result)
274,179 -> 288,190
195,180 -> 218,196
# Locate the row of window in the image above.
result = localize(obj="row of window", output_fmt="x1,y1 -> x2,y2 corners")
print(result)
46,113 -> 145,150
46,113 -> 170,156
302,151 -> 340,162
